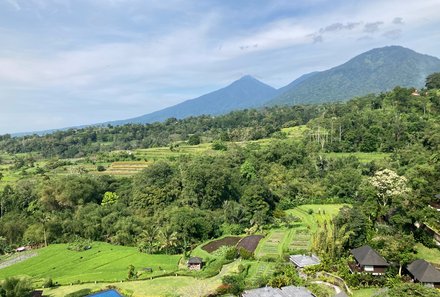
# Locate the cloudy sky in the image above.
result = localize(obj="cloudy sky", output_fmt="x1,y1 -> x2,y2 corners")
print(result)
1,0 -> 440,134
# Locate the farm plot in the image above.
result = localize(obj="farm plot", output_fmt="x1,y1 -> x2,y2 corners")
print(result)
289,228 -> 311,251
246,261 -> 277,286
255,204 -> 346,256
201,236 -> 242,253
99,161 -> 150,175
237,235 -> 264,253
256,230 -> 291,258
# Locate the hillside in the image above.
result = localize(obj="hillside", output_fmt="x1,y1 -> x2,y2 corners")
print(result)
268,46 -> 440,105
108,75 -> 277,125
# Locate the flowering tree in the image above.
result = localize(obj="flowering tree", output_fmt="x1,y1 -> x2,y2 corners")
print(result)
369,169 -> 409,207
369,169 -> 410,222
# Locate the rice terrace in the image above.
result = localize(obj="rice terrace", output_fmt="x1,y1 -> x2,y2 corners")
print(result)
0,6 -> 440,296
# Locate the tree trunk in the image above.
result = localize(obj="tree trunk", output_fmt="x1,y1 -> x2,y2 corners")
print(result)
43,226 -> 48,247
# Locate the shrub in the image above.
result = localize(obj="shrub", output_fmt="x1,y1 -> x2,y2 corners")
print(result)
96,165 -> 106,172
238,247 -> 254,260
42,278 -> 55,288
65,289 -> 93,297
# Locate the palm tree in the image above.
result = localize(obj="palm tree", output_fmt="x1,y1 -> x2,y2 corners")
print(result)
139,224 -> 159,254
158,227 -> 178,254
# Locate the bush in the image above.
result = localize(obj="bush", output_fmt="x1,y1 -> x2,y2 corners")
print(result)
238,247 -> 254,260
67,237 -> 92,252
65,289 -> 92,297
96,165 -> 106,172
211,140 -> 227,151
42,278 -> 55,288
0,277 -> 33,297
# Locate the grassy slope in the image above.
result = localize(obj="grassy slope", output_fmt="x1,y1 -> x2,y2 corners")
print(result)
0,242 -> 180,285
415,243 -> 440,265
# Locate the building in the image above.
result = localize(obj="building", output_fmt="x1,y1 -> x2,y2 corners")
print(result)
406,259 -> 440,289
289,254 -> 320,268
242,286 -> 315,297
349,245 -> 389,275
187,256 -> 203,270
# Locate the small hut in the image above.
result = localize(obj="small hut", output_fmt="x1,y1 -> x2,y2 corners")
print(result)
187,257 -> 203,270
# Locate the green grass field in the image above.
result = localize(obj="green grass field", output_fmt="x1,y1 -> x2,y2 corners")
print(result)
44,275 -> 220,297
415,243 -> 440,265
324,152 -> 390,163
0,242 -> 180,285
352,288 -> 380,297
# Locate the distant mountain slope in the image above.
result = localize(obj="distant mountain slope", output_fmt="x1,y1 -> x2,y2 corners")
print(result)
109,75 -> 277,125
268,46 -> 440,106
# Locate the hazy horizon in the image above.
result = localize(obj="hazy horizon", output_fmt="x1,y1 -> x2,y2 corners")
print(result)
1,0 -> 440,134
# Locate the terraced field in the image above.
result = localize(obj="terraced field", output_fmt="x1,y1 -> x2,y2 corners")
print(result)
99,161 -> 150,175
256,204 -> 347,257
0,242 -> 180,285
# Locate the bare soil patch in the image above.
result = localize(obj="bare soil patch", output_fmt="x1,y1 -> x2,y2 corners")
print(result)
201,236 -> 242,253
236,235 -> 264,252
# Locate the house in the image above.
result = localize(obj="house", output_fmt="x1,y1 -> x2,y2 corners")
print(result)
349,245 -> 389,275
187,257 -> 203,270
289,254 -> 320,268
406,259 -> 440,289
242,286 -> 315,297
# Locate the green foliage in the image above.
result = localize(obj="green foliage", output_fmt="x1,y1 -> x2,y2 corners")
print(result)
67,237 -> 92,252
220,274 -> 245,295
101,191 -> 119,206
307,283 -> 335,297
211,140 -> 227,151
187,134 -> 201,145
426,72 -> 440,90
127,264 -> 137,280
238,247 -> 254,260
0,277 -> 33,297
378,282 -> 440,297
64,289 -> 93,297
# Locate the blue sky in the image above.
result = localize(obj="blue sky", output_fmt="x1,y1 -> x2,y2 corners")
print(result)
1,0 -> 440,134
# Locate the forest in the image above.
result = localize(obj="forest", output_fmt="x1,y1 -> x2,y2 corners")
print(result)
0,73 -> 439,297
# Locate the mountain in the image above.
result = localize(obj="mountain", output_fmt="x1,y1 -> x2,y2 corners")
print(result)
267,46 -> 440,106
108,75 -> 277,126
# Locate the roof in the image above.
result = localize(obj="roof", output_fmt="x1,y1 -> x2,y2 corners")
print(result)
407,259 -> 440,283
289,254 -> 320,268
351,245 -> 389,266
31,291 -> 43,297
187,257 -> 203,264
242,286 -> 314,297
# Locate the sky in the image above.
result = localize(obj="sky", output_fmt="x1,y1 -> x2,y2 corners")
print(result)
0,0 -> 440,134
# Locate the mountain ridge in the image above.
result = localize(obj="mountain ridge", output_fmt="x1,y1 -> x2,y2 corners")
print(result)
267,45 -> 440,106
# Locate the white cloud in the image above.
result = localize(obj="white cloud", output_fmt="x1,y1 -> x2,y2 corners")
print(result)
0,0 -> 440,133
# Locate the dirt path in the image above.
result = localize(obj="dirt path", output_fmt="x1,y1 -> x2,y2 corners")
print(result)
0,252 -> 37,269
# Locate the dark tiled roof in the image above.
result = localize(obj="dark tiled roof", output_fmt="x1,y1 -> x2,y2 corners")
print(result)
407,259 -> 440,283
351,245 -> 389,266
188,256 -> 203,264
